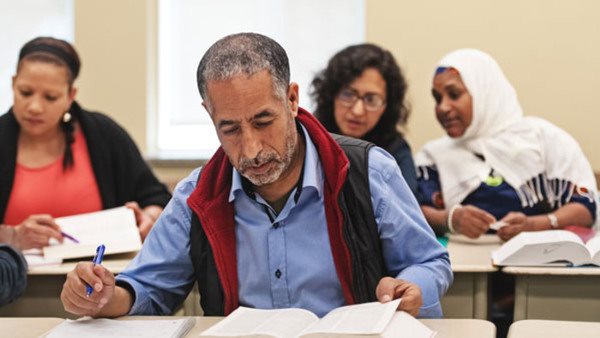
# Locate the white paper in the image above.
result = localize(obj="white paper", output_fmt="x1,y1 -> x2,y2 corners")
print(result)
47,318 -> 195,338
199,300 -> 434,338
489,221 -> 508,231
23,248 -> 62,266
42,206 -> 142,260
381,311 -> 436,338
302,299 -> 401,335
492,230 -> 591,266
200,307 -> 318,338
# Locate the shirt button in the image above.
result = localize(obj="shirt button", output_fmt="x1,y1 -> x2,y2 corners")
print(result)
275,269 -> 282,279
273,222 -> 279,229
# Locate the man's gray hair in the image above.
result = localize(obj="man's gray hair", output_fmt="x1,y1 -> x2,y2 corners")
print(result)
197,32 -> 290,103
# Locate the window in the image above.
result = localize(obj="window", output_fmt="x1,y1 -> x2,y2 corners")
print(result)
155,0 -> 365,158
0,0 -> 74,113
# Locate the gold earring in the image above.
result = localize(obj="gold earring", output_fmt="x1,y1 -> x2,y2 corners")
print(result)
63,111 -> 72,123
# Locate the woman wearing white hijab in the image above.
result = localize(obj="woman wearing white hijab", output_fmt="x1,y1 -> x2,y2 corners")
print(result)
416,48 -> 597,240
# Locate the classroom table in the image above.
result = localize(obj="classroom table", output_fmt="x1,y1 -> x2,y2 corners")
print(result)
0,252 -> 136,318
2,235 -> 502,320
503,265 -> 600,321
3,316 -> 497,338
442,234 -> 500,319
507,319 -> 600,338
0,317 -> 64,338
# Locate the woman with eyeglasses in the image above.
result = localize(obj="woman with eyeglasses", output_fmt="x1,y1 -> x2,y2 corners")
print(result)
311,43 -> 417,196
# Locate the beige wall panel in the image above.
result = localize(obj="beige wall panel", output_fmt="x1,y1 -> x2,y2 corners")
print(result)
74,0 -> 150,151
367,0 -> 600,170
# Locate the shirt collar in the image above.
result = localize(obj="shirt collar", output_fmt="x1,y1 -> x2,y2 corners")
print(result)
228,122 -> 324,202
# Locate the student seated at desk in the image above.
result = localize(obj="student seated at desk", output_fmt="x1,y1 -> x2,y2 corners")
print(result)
59,33 -> 452,319
0,37 -> 171,249
0,243 -> 27,306
416,48 -> 597,240
310,43 -> 418,197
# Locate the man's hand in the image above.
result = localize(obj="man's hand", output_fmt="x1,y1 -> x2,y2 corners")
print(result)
12,214 -> 64,250
376,277 -> 422,317
451,205 -> 496,239
61,262 -> 116,316
497,211 -> 530,241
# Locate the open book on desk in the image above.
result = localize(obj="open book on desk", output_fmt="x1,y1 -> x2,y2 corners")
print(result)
41,206 -> 142,260
200,299 -> 435,338
45,317 -> 195,338
492,230 -> 600,267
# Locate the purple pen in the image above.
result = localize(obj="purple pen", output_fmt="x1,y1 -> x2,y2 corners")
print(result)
61,231 -> 80,243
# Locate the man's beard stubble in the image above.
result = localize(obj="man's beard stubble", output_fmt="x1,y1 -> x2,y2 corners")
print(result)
237,119 -> 297,186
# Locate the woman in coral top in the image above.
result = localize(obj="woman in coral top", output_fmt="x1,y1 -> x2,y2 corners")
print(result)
0,37 -> 171,250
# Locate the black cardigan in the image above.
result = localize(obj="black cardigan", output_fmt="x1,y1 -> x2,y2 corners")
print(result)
0,244 -> 27,306
0,102 -> 171,222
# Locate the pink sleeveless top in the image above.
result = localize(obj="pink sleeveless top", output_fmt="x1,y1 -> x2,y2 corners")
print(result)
4,129 -> 103,225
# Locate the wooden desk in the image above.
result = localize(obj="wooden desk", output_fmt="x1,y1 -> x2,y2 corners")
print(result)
0,317 -> 64,338
421,318 -> 496,338
2,316 -> 496,338
1,235 -> 502,321
0,252 -> 135,318
508,319 -> 600,338
442,235 -> 500,319
503,265 -> 600,321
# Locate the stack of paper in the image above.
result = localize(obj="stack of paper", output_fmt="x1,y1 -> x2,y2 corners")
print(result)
46,318 -> 195,338
43,206 -> 142,260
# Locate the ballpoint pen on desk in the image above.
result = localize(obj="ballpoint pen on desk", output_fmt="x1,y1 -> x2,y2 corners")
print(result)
86,244 -> 106,297
61,231 -> 80,244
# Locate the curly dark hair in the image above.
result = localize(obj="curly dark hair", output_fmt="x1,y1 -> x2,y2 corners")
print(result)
310,43 -> 409,148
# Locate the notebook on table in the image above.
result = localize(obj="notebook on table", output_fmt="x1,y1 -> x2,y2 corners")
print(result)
45,317 -> 195,338
25,206 -> 142,263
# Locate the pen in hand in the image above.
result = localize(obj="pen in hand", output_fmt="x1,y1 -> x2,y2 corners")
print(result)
61,231 -> 80,244
86,244 -> 106,297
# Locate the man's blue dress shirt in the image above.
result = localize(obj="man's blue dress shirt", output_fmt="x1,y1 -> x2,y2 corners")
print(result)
116,126 -> 452,318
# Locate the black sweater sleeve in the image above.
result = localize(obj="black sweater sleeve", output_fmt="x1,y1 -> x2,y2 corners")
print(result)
78,105 -> 172,209
104,115 -> 172,208
0,244 -> 27,307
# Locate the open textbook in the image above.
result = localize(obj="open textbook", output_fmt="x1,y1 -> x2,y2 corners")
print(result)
45,317 -> 195,338
492,230 -> 600,266
39,206 -> 142,261
200,300 -> 436,338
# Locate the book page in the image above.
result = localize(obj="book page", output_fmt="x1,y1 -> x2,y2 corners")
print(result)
381,311 -> 436,338
46,318 -> 195,338
492,230 -> 584,265
587,236 -> 600,265
200,307 -> 318,338
301,299 -> 401,336
23,249 -> 63,267
43,207 -> 142,260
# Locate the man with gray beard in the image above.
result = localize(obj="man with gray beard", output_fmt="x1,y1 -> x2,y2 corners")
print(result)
60,33 -> 452,319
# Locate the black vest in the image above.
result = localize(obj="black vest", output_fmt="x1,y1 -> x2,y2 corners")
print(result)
189,135 -> 389,315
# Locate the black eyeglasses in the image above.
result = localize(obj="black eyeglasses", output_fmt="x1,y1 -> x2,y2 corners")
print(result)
336,88 -> 386,112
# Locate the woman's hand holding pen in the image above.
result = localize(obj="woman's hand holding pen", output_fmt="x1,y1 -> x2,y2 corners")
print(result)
11,214 -> 64,250
61,261 -> 116,316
